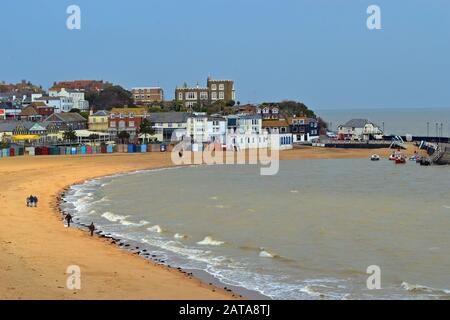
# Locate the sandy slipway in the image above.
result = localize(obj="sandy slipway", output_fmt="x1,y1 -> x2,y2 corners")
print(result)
0,147 -> 418,299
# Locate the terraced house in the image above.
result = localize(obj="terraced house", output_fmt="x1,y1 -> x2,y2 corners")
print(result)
108,107 -> 149,139
0,121 -> 59,143
88,110 -> 110,132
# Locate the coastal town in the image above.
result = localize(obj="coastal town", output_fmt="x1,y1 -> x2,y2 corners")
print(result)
1,78 -> 448,164
0,78 -> 324,155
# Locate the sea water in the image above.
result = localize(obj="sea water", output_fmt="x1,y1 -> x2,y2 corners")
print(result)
61,160 -> 450,299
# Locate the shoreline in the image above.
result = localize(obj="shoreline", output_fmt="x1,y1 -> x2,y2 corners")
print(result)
57,166 -> 265,300
0,146 -> 421,299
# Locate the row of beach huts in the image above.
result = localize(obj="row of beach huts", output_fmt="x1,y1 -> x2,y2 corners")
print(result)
0,143 -> 171,158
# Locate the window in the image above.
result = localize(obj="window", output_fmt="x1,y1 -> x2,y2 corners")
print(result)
129,112 -> 134,118
129,121 -> 135,127
119,113 -> 124,119
119,120 -> 125,128
211,84 -> 217,90
110,122 -> 116,128
178,92 -> 183,100
200,92 -> 208,100
211,92 -> 217,100
219,92 -> 224,99
187,92 -> 197,100
219,84 -> 224,90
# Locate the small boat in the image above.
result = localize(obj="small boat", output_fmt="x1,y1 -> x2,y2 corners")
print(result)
395,157 -> 406,164
389,154 -> 398,161
371,154 -> 380,161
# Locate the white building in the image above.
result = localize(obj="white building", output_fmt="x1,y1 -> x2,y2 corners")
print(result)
187,113 -> 208,143
34,95 -> 74,113
237,115 -> 262,134
207,116 -> 227,144
337,119 -> 383,141
49,88 -> 89,111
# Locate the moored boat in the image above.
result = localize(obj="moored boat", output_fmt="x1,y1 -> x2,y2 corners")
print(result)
395,157 -> 406,164
371,154 -> 380,161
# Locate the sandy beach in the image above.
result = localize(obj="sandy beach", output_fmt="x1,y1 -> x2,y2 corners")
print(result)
0,146 -> 420,299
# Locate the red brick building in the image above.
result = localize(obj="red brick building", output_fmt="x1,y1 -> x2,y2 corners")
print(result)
108,107 -> 149,138
49,80 -> 111,93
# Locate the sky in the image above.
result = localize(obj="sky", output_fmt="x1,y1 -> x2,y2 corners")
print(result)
1,0 -> 450,109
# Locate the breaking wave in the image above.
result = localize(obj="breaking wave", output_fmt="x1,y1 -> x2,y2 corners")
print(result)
101,212 -> 129,223
197,236 -> 225,246
401,282 -> 450,295
147,225 -> 164,233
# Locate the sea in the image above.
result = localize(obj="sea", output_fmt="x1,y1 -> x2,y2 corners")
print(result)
61,159 -> 450,300
317,107 -> 450,137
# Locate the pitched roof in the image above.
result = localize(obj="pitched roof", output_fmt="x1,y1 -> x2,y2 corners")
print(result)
92,110 -> 110,116
111,107 -> 146,115
341,119 -> 370,128
20,106 -> 39,116
45,113 -> 87,122
150,112 -> 190,123
0,120 -> 54,132
262,119 -> 289,127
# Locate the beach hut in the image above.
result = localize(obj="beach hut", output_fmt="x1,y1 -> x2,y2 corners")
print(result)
127,144 -> 135,153
100,145 -> 107,153
25,147 -> 35,156
2,148 -> 10,157
107,145 -> 113,153
160,144 -> 166,152
49,147 -> 59,155
71,147 -> 77,155
80,146 -> 87,155
140,144 -> 147,153
87,146 -> 92,154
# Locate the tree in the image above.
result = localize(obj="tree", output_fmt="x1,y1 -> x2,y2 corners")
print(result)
88,133 -> 100,143
225,100 -> 235,107
86,85 -> 135,111
69,108 -> 81,113
117,131 -> 130,144
276,100 -> 316,118
79,111 -> 90,120
168,100 -> 184,112
63,128 -> 77,143
139,118 -> 155,143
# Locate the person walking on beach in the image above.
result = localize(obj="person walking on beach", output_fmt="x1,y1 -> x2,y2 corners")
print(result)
33,196 -> 38,207
88,223 -> 96,236
65,213 -> 73,227
27,195 -> 34,207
